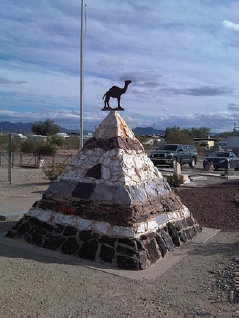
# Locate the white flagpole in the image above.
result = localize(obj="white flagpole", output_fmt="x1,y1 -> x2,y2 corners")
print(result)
80,0 -> 84,149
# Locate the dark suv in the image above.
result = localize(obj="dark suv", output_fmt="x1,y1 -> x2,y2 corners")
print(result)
150,144 -> 198,167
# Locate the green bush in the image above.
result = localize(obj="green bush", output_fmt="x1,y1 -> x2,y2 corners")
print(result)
36,143 -> 56,155
166,173 -> 184,187
47,135 -> 65,147
20,140 -> 36,153
42,163 -> 67,181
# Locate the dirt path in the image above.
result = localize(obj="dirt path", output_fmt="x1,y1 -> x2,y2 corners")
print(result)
0,225 -> 235,318
0,167 -> 236,317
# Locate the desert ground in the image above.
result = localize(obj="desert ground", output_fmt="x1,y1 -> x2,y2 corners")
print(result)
0,166 -> 236,318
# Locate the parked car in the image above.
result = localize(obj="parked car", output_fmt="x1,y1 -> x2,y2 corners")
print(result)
150,144 -> 198,167
203,151 -> 239,170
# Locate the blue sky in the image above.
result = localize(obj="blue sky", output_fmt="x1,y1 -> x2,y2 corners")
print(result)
0,0 -> 239,132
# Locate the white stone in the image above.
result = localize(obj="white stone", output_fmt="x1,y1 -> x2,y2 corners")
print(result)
182,206 -> 190,217
103,157 -> 112,166
26,208 -> 41,218
37,211 -> 52,223
116,149 -> 124,158
147,220 -> 158,231
103,151 -> 110,158
111,175 -> 118,182
154,214 -> 169,225
102,167 -> 110,180
109,149 -> 117,157
111,226 -> 135,237
94,222 -> 111,234
112,160 -> 121,167
124,176 -> 131,182
105,181 -> 113,186
147,181 -> 157,189
133,223 -> 146,234
134,156 -> 144,169
86,150 -> 94,156
112,165 -> 121,173
76,218 -> 92,230
95,148 -> 103,156
80,154 -> 87,160
61,215 -> 77,226
51,212 -> 64,224
138,169 -> 148,181
122,154 -> 134,168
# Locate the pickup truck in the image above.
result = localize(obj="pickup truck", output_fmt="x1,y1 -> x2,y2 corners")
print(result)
150,144 -> 198,167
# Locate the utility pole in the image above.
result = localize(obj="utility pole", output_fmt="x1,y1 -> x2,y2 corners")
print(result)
79,0 -> 84,149
8,133 -> 11,184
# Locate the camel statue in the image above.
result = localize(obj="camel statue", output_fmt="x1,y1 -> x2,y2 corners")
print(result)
102,80 -> 132,111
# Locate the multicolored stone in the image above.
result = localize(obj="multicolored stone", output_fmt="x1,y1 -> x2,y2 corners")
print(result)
6,111 -> 201,270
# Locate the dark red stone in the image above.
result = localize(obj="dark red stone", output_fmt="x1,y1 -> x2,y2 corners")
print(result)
167,222 -> 180,247
145,239 -> 161,263
99,244 -> 115,263
61,237 -> 79,255
116,245 -> 136,257
83,136 -> 143,152
43,234 -> 65,250
117,256 -> 139,270
78,240 -> 98,261
155,234 -> 167,257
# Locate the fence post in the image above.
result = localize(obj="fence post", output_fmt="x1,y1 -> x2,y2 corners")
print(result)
8,133 -> 11,184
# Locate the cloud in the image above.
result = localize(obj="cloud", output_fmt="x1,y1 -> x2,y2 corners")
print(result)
228,103 -> 239,112
157,85 -> 234,97
0,76 -> 27,85
0,0 -> 239,133
0,106 -> 237,133
223,20 -> 239,32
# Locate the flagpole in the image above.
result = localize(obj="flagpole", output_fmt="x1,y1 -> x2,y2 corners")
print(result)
80,0 -> 84,149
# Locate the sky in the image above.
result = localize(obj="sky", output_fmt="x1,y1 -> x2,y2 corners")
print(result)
0,0 -> 239,133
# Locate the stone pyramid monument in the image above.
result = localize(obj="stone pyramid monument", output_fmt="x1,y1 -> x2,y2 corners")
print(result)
6,111 -> 201,270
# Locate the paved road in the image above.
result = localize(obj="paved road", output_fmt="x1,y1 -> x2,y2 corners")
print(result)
156,159 -> 239,176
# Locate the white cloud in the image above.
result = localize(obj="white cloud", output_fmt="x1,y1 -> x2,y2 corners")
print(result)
228,103 -> 239,112
0,0 -> 239,133
223,20 -> 239,32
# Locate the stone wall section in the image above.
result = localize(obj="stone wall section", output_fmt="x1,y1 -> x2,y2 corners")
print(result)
6,215 -> 202,270
59,146 -> 163,187
31,183 -> 183,226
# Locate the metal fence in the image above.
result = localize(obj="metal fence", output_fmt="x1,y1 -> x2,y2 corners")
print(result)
0,152 -> 74,169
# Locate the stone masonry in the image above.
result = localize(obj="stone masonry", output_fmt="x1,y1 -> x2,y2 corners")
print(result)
6,111 -> 202,270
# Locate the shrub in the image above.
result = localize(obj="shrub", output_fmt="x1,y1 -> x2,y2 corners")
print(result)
35,143 -> 56,155
20,140 -> 36,153
166,173 -> 184,187
42,163 -> 67,181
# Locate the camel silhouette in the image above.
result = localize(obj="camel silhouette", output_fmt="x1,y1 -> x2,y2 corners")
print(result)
102,80 -> 132,110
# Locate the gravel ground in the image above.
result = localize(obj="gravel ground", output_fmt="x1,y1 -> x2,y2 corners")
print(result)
0,168 -> 236,318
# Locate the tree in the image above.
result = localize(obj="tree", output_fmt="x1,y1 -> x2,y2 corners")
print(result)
187,127 -> 210,138
214,131 -> 234,138
165,130 -> 193,144
164,126 -> 181,139
31,119 -> 60,136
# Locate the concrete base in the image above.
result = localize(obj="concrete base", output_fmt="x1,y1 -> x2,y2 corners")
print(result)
0,211 -> 26,221
0,227 -> 220,280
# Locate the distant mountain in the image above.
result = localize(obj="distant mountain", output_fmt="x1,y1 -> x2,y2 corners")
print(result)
0,121 -> 92,135
133,127 -> 164,136
0,121 -> 33,133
